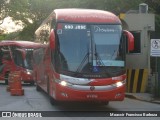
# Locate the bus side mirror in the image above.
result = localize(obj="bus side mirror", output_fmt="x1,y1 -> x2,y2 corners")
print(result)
123,30 -> 134,51
50,29 -> 55,50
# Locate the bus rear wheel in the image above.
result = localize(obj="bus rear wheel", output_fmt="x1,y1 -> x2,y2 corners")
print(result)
36,85 -> 41,91
30,81 -> 35,86
4,72 -> 9,85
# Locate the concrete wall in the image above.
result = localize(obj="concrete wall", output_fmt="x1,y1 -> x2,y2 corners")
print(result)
120,13 -> 155,69
121,14 -> 155,31
120,13 -> 155,93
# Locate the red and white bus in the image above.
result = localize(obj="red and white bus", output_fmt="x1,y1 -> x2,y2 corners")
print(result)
34,9 -> 134,105
0,40 -> 43,85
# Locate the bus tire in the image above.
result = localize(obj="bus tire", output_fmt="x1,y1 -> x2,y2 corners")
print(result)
100,101 -> 109,106
47,77 -> 57,105
4,72 -> 9,85
47,77 -> 50,94
49,96 -> 57,105
30,81 -> 35,86
36,85 -> 41,91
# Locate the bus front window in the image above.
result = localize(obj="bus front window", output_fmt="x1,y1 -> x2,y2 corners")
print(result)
56,23 -> 125,78
14,49 -> 33,70
14,50 -> 24,68
92,25 -> 124,67
57,23 -> 89,72
24,50 -> 34,70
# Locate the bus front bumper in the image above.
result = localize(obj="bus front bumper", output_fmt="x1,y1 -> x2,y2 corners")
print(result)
54,83 -> 125,102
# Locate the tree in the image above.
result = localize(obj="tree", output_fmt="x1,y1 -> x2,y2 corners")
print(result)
0,0 -> 6,25
0,0 -> 10,34
1,0 -> 160,40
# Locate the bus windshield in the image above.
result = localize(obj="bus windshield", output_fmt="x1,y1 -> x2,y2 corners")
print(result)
14,49 -> 34,70
56,23 -> 125,78
24,49 -> 34,70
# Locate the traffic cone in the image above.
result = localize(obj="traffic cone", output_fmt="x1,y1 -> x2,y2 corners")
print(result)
6,72 -> 14,92
6,73 -> 12,92
10,71 -> 24,96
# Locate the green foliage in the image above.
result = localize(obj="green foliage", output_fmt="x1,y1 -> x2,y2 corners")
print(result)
0,34 -> 6,40
0,32 -> 19,40
0,0 -> 8,24
155,15 -> 160,31
0,0 -> 160,40
18,22 -> 38,41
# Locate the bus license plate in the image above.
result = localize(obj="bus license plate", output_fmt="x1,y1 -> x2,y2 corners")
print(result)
86,94 -> 98,98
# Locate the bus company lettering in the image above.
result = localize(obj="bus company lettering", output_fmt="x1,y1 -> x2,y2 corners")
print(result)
94,26 -> 116,33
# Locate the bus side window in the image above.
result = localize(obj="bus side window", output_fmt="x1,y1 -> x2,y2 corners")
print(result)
3,52 -> 11,61
33,48 -> 45,65
14,50 -> 24,67
0,48 -> 5,73
51,18 -> 56,29
1,46 -> 11,61
0,48 -> 3,65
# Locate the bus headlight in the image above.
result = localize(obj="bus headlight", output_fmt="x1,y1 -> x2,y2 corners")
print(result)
116,81 -> 123,87
27,71 -> 31,75
60,81 -> 67,86
112,80 -> 126,88
25,69 -> 32,75
55,79 -> 72,87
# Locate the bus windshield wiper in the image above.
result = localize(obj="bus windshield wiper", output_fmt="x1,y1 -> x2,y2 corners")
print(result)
94,44 -> 105,66
76,52 -> 90,73
76,34 -> 92,73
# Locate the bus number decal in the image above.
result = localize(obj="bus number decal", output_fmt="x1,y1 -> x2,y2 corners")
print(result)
64,24 -> 86,30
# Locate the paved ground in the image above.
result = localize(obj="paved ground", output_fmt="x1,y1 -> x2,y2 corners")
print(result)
125,93 -> 160,104
0,83 -> 160,120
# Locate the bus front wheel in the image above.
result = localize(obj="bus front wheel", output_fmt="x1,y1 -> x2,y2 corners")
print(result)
47,77 -> 57,105
99,101 -> 109,106
49,96 -> 58,105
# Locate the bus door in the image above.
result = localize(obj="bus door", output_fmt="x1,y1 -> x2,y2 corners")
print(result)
43,47 -> 52,93
0,46 -> 14,84
1,46 -> 13,69
0,47 -> 6,73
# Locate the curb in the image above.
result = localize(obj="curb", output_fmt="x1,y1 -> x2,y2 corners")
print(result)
125,93 -> 160,104
125,94 -> 137,99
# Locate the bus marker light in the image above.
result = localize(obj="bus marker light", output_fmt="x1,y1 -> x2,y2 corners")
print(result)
115,93 -> 122,98
61,92 -> 68,97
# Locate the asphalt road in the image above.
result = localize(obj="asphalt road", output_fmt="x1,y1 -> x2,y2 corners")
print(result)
0,84 -> 160,120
